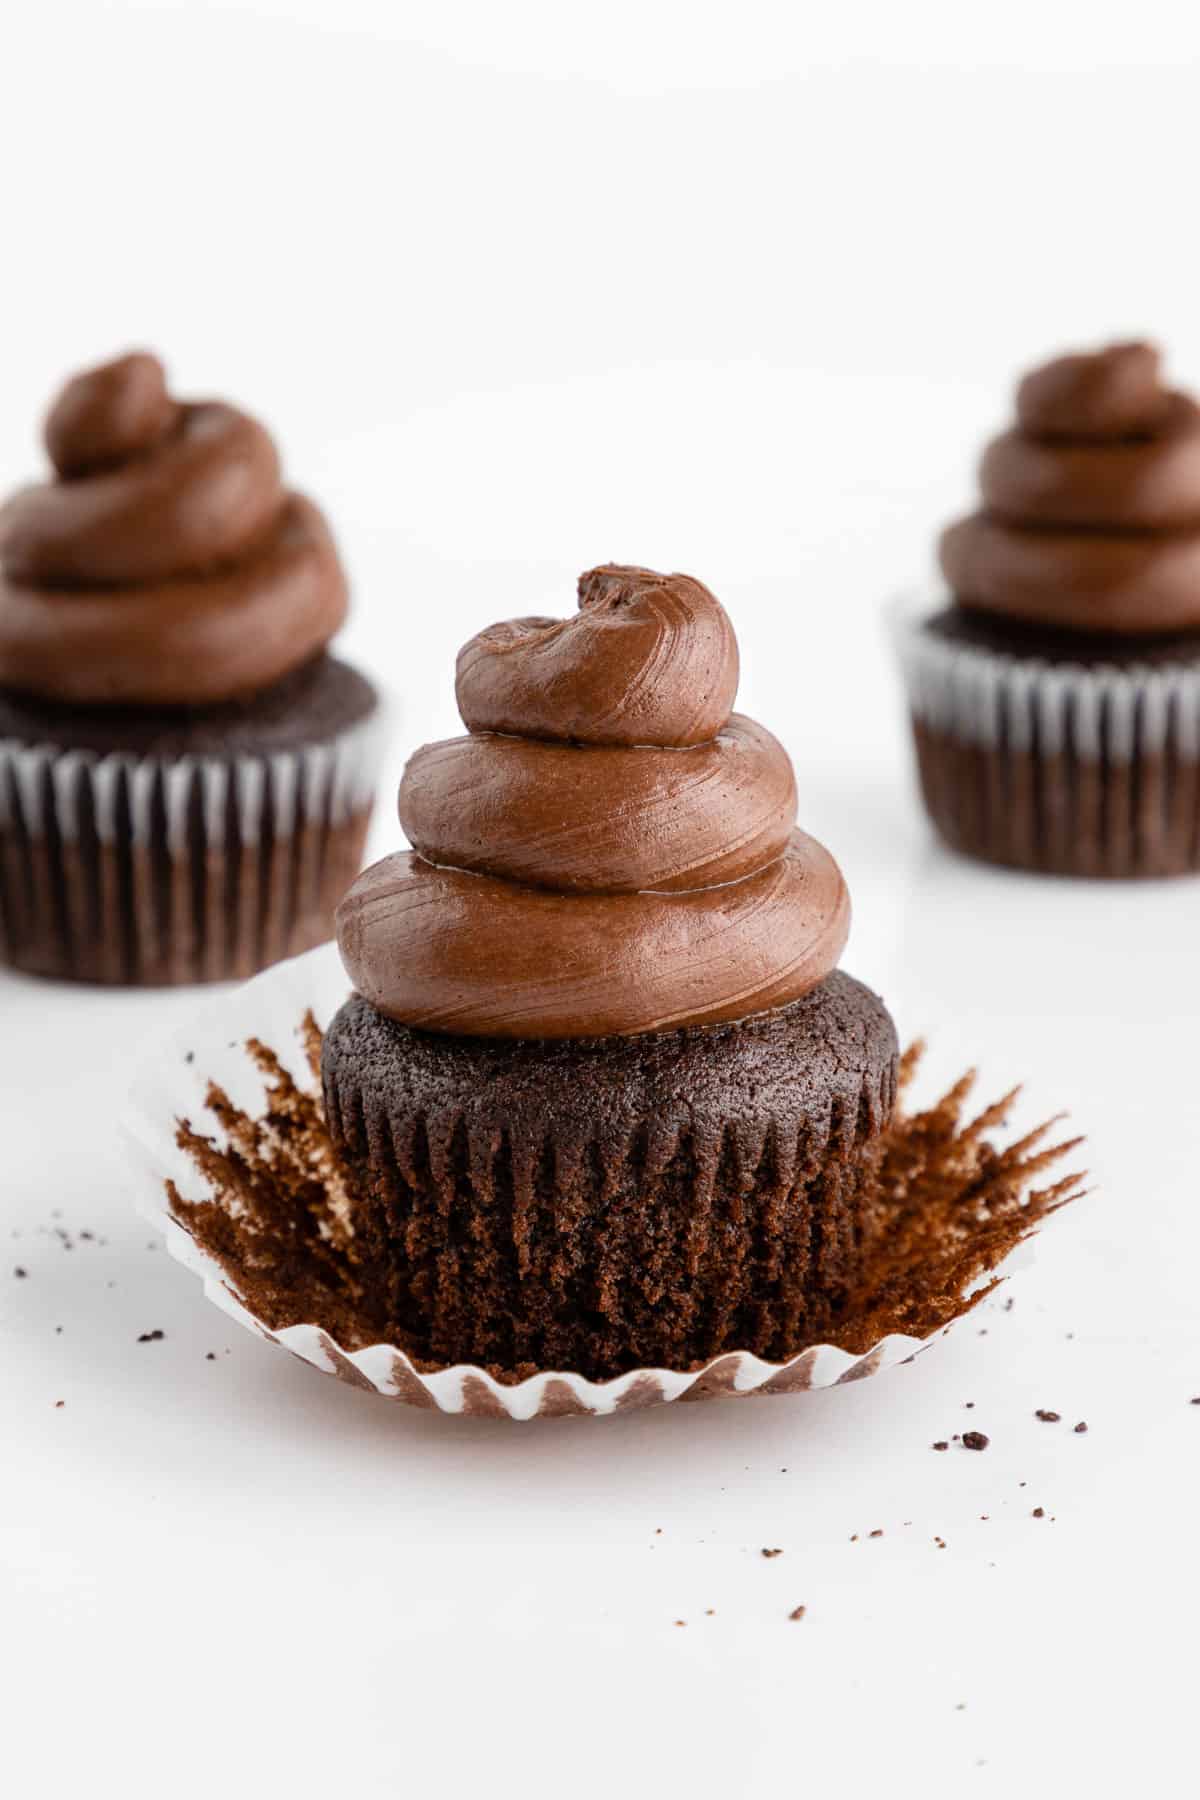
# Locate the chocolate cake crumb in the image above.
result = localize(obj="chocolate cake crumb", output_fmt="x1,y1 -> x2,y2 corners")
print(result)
137,1329 -> 165,1343
869,1529 -> 884,1538
166,1024 -> 1086,1384
934,1537 -> 947,1548
1035,1410 -> 1061,1422
962,1431 -> 989,1451
1192,1398 -> 1200,1405
932,1441 -> 949,1451
1074,1420 -> 1088,1433
205,1352 -> 216,1361
13,1267 -> 27,1279
54,1400 -> 64,1408
789,1605 -> 806,1621
761,1548 -> 783,1559
1032,1507 -> 1045,1518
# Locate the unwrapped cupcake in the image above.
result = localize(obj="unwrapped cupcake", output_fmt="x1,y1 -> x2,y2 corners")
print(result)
894,340 -> 1200,877
141,562 -> 1084,1414
0,351 -> 386,982
325,564 -> 899,1377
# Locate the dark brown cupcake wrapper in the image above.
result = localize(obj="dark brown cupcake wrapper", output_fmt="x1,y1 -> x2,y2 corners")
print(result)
316,975 -> 899,1378
891,593 -> 1200,876
0,711 -> 388,983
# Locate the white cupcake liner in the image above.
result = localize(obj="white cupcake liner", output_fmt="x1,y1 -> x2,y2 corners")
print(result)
889,590 -> 1200,759
0,706 -> 388,848
120,943 -> 1039,1421
0,706 -> 391,982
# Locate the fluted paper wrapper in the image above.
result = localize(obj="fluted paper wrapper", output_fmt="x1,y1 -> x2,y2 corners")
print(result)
890,591 -> 1200,876
0,708 -> 389,983
120,944 -> 1058,1421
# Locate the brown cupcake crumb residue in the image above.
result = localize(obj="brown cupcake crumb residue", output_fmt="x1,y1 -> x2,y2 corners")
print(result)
761,1548 -> 784,1559
164,1025 -> 1086,1385
789,1605 -> 807,1621
1035,1409 -> 1061,1422
962,1431 -> 989,1451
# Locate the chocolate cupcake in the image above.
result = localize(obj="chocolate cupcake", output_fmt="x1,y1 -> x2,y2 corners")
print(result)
894,341 -> 1200,877
0,352 -> 386,983
323,564 -> 897,1380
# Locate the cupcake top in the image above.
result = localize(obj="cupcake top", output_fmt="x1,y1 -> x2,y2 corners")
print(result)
940,341 -> 1200,636
0,351 -> 348,706
336,564 -> 850,1038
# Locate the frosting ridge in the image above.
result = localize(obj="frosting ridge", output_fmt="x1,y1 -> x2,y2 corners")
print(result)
941,341 -> 1200,635
338,564 -> 849,1038
0,351 -> 348,704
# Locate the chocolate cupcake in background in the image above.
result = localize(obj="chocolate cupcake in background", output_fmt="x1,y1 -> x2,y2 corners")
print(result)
894,341 -> 1200,878
323,564 -> 897,1380
0,351 -> 386,984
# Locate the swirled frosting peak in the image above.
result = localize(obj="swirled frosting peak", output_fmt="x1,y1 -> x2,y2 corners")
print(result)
941,340 -> 1200,635
0,351 -> 348,705
337,565 -> 850,1038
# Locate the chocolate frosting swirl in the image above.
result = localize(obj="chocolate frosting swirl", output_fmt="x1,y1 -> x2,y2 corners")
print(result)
940,341 -> 1200,635
337,565 -> 850,1038
0,351 -> 348,705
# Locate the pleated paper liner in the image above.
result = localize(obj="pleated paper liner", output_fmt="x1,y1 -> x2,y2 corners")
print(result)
122,943 -> 1085,1420
0,708 -> 390,983
891,591 -> 1200,876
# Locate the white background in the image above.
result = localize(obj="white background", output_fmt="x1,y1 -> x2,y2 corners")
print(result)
2,4 -> 1199,1795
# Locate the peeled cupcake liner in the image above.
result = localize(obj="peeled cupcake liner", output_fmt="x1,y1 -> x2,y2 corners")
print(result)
889,591 -> 1200,875
0,704 -> 392,983
121,941 -> 1040,1421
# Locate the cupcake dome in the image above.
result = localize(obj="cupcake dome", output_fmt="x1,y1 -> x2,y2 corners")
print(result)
0,351 -> 348,706
941,342 -> 1200,637
324,566 -> 895,1378
338,564 -> 849,1036
0,352 -> 384,983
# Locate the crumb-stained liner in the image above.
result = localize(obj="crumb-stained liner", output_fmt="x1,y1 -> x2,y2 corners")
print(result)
0,712 -> 388,983
891,592 -> 1200,876
122,944 -> 1082,1420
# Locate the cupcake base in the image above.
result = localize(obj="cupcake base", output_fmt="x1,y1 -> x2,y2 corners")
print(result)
912,719 -> 1200,877
321,973 -> 899,1380
0,655 -> 385,984
894,597 -> 1200,879
0,807 -> 373,984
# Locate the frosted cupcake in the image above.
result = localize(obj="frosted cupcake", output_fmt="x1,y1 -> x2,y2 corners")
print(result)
323,564 -> 899,1378
895,341 -> 1200,876
0,351 -> 385,982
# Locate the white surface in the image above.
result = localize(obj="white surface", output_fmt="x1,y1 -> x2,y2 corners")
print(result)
2,4 -> 1199,1795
